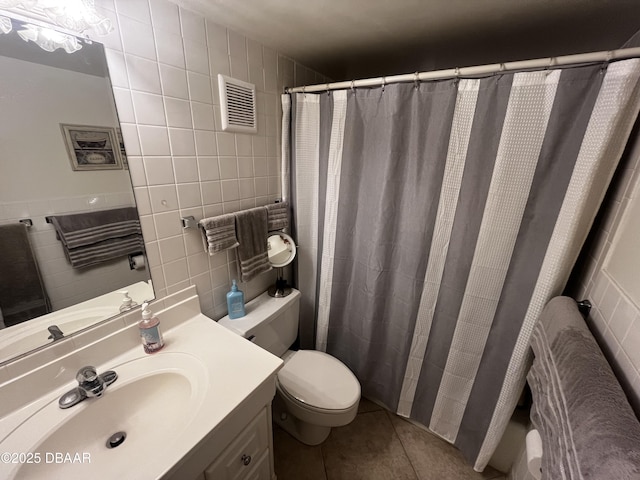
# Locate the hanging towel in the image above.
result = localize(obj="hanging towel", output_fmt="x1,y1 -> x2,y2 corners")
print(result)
63,235 -> 145,268
528,297 -> 640,480
0,224 -> 50,326
48,207 -> 141,248
49,207 -> 143,268
234,207 -> 272,282
265,201 -> 289,231
198,214 -> 239,255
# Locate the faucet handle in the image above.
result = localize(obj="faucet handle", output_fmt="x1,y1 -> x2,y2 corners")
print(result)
76,366 -> 105,398
76,366 -> 98,383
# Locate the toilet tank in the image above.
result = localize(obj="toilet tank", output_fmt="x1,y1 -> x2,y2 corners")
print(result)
218,288 -> 301,357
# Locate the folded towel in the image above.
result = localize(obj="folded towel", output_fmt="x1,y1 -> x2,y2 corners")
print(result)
199,214 -> 239,255
0,224 -> 50,326
528,297 -> 640,480
49,207 -> 141,248
234,207 -> 272,282
64,234 -> 145,268
49,207 -> 143,269
266,201 -> 289,231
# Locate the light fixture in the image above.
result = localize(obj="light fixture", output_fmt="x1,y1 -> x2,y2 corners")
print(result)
16,22 -> 82,53
0,14 -> 12,33
0,0 -> 112,35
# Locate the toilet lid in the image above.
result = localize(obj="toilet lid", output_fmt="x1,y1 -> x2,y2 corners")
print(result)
278,350 -> 360,410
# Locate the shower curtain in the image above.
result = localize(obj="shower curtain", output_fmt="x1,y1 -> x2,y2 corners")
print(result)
283,59 -> 640,470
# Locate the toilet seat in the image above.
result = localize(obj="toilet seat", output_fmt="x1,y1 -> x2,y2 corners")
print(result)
277,350 -> 360,411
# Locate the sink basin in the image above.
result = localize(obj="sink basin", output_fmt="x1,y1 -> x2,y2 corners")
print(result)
0,307 -> 117,363
1,352 -> 207,480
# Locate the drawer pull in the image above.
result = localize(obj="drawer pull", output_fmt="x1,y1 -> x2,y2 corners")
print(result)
241,454 -> 251,466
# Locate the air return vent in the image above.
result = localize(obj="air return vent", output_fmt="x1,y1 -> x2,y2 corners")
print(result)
218,74 -> 257,134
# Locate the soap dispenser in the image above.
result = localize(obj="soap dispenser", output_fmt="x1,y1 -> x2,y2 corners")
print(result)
226,280 -> 245,319
118,290 -> 138,313
139,302 -> 164,353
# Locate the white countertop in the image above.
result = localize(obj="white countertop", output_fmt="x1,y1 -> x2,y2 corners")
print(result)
0,309 -> 283,480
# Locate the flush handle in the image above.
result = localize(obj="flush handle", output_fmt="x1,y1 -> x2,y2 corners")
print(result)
241,454 -> 251,466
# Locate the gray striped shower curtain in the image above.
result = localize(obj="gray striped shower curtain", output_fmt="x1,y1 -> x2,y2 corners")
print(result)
282,60 -> 640,470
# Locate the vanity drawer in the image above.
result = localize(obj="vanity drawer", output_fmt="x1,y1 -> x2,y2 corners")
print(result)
204,408 -> 270,480
240,449 -> 270,480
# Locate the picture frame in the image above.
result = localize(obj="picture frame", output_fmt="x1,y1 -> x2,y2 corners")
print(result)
115,127 -> 128,170
60,124 -> 122,171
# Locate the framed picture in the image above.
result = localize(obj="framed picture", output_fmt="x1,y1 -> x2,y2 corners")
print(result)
115,127 -> 128,170
60,124 -> 122,171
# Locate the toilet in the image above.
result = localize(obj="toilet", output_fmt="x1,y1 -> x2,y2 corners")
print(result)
218,288 -> 361,445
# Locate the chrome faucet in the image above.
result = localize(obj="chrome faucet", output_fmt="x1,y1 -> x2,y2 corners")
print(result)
47,325 -> 64,341
58,366 -> 118,409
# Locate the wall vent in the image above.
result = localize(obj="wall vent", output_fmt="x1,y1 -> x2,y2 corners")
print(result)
218,74 -> 257,134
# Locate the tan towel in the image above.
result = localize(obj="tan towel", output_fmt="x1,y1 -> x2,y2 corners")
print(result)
199,214 -> 239,255
234,207 -> 272,282
266,201 -> 289,231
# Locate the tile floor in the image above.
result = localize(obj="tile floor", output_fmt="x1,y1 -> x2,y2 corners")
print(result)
273,398 -> 506,480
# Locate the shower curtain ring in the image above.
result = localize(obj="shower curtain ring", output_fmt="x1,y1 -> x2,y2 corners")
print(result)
351,80 -> 355,93
381,76 -> 386,93
414,72 -> 420,90
601,51 -> 613,73
302,85 -> 306,96
546,57 -> 556,70
326,83 -> 331,96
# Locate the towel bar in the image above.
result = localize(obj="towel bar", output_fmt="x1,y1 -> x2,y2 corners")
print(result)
576,299 -> 591,317
181,216 -> 197,229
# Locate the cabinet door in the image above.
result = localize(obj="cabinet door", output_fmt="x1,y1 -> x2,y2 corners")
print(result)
242,450 -> 271,480
205,408 -> 270,480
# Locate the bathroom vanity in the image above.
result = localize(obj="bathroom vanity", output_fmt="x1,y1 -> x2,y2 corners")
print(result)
0,286 -> 283,480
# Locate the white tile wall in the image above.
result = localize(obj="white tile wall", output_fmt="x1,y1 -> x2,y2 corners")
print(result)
0,193 -> 147,310
568,126 -> 640,412
94,0 -> 330,318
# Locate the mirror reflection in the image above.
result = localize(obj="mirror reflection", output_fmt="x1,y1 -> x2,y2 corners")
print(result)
0,18 -> 153,364
267,233 -> 296,298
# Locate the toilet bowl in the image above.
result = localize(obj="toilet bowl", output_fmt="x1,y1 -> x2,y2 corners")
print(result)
274,349 -> 360,444
218,288 -> 361,445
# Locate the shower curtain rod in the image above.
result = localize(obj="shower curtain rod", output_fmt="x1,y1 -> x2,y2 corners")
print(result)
285,47 -> 640,93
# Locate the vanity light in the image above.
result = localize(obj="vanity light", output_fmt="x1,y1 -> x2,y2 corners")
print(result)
16,23 -> 82,53
0,0 -> 112,35
0,15 -> 12,33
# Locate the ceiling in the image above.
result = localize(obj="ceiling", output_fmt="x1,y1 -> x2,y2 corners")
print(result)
174,0 -> 640,81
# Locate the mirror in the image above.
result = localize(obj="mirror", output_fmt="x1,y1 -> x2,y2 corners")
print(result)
0,18 -> 153,364
267,233 -> 296,297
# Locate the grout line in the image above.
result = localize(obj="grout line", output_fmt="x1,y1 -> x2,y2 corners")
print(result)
319,430 -> 329,480
384,409 -> 421,480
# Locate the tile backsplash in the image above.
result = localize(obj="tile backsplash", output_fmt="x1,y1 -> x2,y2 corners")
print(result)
567,124 -> 640,413
93,0 -> 329,319
0,193 -> 146,311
